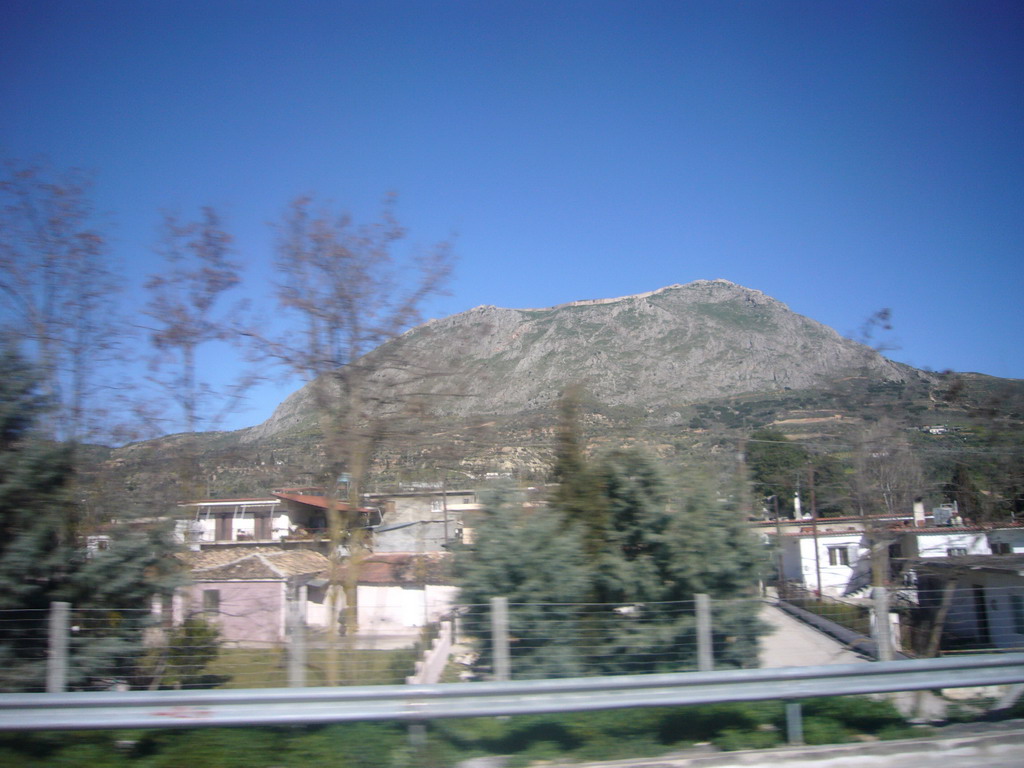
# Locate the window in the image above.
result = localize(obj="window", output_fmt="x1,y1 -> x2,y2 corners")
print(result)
1012,595 -> 1024,635
827,546 -> 850,566
947,547 -> 968,557
202,589 -> 220,616
992,542 -> 1012,555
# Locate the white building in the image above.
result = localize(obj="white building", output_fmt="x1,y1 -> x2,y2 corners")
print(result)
777,529 -> 871,597
338,552 -> 459,649
769,519 -> 1024,598
176,498 -> 288,545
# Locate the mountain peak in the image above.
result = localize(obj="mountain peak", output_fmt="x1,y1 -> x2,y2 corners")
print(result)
513,279 -> 759,312
248,281 -> 911,443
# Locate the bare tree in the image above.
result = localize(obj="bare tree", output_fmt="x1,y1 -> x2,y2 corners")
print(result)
256,194 -> 454,683
0,159 -> 121,444
143,206 -> 247,436
849,419 -> 924,585
141,207 -> 251,507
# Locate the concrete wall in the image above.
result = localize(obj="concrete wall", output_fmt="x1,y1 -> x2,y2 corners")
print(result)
303,583 -> 341,630
352,583 -> 459,637
374,521 -> 451,552
988,528 -> 1024,554
181,580 -> 286,644
915,531 -> 991,558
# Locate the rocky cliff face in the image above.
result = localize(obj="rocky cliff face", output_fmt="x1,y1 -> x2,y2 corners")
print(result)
243,279 -> 911,441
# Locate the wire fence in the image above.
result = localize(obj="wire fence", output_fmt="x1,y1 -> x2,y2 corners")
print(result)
4,581 -> 1022,693
454,596 -> 763,680
0,605 -> 432,693
779,584 -> 873,636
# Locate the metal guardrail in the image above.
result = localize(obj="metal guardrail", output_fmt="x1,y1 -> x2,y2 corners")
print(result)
2,653 -> 1022,731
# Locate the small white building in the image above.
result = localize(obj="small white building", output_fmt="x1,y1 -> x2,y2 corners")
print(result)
769,518 -> 1024,597
778,529 -> 871,597
175,547 -> 338,645
338,552 -> 458,648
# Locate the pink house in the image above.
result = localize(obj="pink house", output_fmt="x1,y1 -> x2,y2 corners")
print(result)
178,547 -> 337,645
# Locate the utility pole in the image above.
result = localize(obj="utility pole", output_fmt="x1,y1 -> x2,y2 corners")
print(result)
773,495 -> 784,596
809,467 -> 821,596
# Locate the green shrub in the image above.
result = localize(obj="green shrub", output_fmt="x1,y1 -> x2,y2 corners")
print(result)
714,727 -> 781,751
659,701 -> 783,744
801,696 -> 904,733
136,728 -> 286,768
800,716 -> 852,745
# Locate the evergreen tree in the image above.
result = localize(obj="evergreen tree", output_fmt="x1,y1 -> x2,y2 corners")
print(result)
0,348 -> 75,689
587,451 -> 765,674
945,463 -> 985,521
550,387 -> 607,555
0,348 -> 182,691
455,449 -> 766,679
454,486 -> 590,678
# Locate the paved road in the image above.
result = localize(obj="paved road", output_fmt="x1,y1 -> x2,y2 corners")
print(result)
757,601 -> 867,669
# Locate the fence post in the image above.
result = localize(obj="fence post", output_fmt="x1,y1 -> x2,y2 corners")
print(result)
491,596 -> 510,681
287,588 -> 307,688
695,593 -> 713,672
872,586 -> 893,662
47,601 -> 70,693
785,701 -> 804,745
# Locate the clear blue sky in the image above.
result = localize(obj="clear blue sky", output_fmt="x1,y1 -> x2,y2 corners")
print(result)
2,1 -> 1022,433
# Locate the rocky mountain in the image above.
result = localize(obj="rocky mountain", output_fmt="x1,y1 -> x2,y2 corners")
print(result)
244,280 -> 913,441
103,279 -> 1023,501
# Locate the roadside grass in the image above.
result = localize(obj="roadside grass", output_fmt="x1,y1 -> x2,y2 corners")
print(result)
204,645 -> 420,688
0,695 -> 933,766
